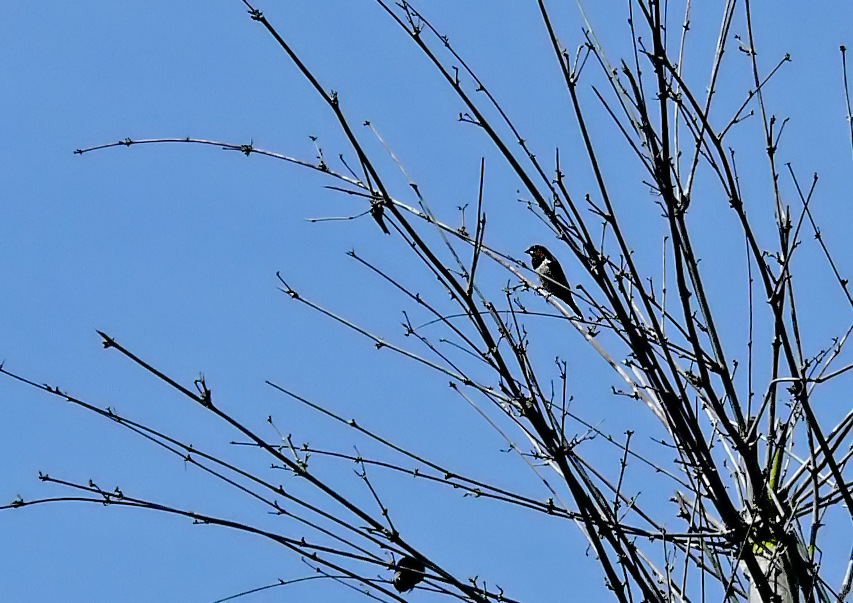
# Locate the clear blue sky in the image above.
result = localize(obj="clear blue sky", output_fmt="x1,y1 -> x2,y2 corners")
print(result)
2,2 -> 852,601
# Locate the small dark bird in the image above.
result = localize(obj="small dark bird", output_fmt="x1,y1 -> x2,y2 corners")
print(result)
393,556 -> 426,593
525,245 -> 583,318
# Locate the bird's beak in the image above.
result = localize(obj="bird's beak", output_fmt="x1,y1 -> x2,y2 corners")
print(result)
524,246 -> 533,255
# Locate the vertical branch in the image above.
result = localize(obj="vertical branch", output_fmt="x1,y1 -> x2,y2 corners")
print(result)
841,46 -> 853,160
467,158 -> 486,297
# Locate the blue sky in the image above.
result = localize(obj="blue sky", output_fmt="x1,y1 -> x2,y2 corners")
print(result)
2,2 -> 853,601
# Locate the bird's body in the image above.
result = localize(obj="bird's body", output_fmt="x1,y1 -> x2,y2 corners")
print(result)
393,556 -> 426,593
525,245 -> 583,318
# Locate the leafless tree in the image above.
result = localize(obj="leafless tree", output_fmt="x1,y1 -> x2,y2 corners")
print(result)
5,2 -> 853,601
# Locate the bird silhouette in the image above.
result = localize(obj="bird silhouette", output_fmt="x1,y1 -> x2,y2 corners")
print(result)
525,245 -> 583,318
393,556 -> 426,593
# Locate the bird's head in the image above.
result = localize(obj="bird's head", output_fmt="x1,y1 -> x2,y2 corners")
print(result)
525,245 -> 550,262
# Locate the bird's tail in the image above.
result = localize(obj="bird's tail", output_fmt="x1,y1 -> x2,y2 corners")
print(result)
556,287 -> 583,319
